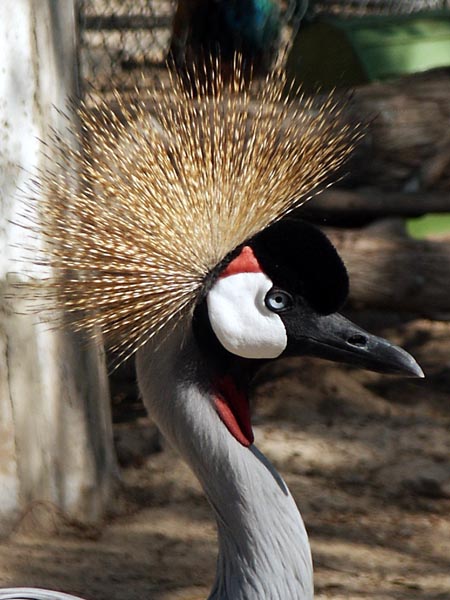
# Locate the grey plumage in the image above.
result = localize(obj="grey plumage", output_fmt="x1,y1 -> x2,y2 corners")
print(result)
136,323 -> 314,599
0,590 -> 85,600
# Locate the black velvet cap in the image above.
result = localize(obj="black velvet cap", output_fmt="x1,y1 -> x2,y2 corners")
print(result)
250,219 -> 349,315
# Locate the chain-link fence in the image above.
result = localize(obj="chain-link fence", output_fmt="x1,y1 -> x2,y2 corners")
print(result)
78,1 -> 308,94
79,0 -> 176,93
309,0 -> 449,17
78,0 -> 450,95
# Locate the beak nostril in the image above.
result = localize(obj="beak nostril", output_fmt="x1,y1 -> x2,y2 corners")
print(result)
347,334 -> 368,348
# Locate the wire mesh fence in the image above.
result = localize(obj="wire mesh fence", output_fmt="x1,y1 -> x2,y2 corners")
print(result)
78,0 -> 176,94
309,0 -> 449,17
78,0 -> 307,95
78,0 -> 450,96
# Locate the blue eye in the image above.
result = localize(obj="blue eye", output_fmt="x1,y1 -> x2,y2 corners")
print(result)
265,289 -> 293,313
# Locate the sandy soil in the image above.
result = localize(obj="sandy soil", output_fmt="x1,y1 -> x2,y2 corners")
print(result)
0,311 -> 449,600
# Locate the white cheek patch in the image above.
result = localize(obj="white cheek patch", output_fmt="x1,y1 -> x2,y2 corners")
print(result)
207,272 -> 288,359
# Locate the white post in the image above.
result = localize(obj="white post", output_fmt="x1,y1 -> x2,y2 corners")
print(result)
0,0 -> 117,534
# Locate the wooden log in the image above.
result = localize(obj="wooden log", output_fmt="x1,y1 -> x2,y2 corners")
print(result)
327,225 -> 450,314
348,68 -> 450,191
301,187 -> 450,225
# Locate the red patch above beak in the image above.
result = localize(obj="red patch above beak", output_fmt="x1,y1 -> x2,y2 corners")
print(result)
219,246 -> 263,279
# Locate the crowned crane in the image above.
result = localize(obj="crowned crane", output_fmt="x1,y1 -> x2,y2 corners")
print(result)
2,63 -> 423,599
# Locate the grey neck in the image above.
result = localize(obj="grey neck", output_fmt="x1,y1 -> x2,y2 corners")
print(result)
136,324 -> 314,600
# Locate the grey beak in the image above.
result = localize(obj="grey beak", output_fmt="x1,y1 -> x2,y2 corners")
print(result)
285,312 -> 424,378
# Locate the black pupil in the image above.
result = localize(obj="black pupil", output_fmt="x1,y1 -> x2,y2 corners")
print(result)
275,295 -> 284,304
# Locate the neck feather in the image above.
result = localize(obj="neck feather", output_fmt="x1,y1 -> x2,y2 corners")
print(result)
136,324 -> 314,600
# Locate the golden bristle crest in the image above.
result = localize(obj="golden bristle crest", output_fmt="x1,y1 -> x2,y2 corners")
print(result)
27,60 -> 360,362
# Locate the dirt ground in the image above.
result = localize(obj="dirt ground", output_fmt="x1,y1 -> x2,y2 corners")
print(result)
0,310 -> 449,600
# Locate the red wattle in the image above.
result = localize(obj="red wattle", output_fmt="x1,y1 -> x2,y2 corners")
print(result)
213,376 -> 254,447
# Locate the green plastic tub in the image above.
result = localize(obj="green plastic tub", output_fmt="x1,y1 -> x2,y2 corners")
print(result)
288,12 -> 450,88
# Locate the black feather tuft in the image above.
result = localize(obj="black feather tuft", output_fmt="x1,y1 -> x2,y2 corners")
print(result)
250,219 -> 349,315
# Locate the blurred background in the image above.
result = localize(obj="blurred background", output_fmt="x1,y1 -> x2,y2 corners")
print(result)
1,1 -> 450,599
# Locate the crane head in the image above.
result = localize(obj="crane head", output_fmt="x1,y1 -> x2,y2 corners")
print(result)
204,219 -> 423,377
193,219 -> 423,447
